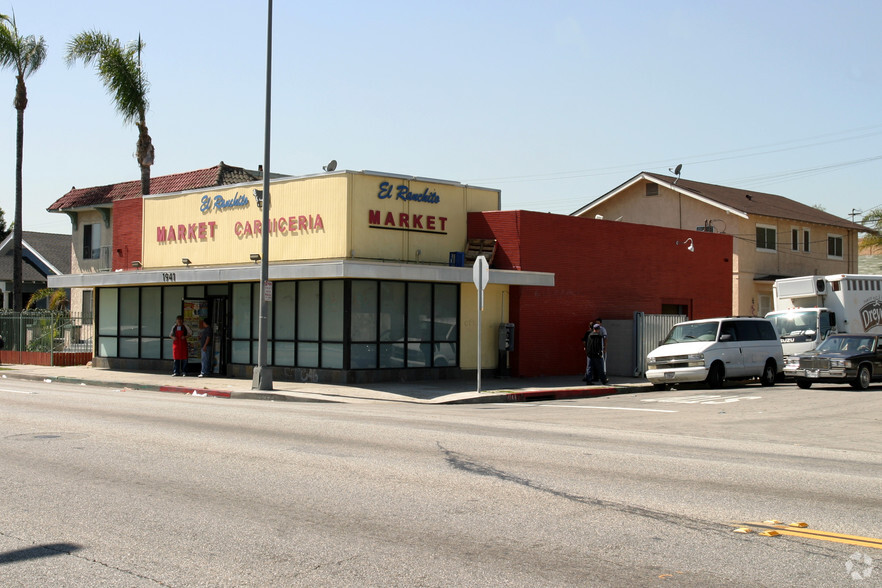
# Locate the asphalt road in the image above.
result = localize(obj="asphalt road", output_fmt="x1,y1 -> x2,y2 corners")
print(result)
1,378 -> 880,587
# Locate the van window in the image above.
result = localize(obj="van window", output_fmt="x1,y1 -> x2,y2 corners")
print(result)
720,322 -> 738,341
731,320 -> 777,341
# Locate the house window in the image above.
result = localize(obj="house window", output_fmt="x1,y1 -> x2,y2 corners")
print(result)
803,229 -> 810,252
827,234 -> 844,258
758,294 -> 771,317
756,225 -> 777,252
791,228 -> 799,251
83,223 -> 101,260
645,183 -> 659,197
82,289 -> 93,321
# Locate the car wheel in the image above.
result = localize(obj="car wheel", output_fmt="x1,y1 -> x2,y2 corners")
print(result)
796,379 -> 812,389
652,383 -> 668,391
760,360 -> 777,387
705,362 -> 724,389
851,365 -> 871,390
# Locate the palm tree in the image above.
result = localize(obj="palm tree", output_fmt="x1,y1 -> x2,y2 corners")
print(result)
65,31 -> 154,196
859,208 -> 882,250
0,13 -> 47,311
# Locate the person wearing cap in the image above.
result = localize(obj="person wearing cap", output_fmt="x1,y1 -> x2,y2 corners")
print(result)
585,323 -> 609,385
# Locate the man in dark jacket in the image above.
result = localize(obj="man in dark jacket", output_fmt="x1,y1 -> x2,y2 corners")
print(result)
586,323 -> 608,385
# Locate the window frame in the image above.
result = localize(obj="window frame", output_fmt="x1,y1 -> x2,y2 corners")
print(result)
756,224 -> 778,253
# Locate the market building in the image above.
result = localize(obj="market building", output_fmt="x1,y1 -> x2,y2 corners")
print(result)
48,166 -> 734,383
48,169 -> 553,383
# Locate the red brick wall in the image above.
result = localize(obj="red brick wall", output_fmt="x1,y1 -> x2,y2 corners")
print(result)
112,198 -> 143,271
469,210 -> 733,377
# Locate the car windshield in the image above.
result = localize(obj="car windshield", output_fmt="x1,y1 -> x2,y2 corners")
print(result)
816,336 -> 876,353
766,310 -> 818,339
662,322 -> 718,344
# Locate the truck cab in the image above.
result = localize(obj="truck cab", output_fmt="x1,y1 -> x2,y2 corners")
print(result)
765,307 -> 835,359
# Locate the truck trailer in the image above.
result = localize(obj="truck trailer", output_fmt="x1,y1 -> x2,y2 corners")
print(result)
765,274 -> 882,359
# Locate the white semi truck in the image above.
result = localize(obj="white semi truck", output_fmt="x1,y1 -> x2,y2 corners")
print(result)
765,274 -> 882,359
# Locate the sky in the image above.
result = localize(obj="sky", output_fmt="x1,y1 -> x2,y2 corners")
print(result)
1,0 -> 881,235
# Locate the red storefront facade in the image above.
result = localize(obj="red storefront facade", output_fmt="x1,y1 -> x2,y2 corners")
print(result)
469,210 -> 733,378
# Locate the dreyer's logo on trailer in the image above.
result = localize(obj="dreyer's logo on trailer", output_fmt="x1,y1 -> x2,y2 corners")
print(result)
859,298 -> 882,331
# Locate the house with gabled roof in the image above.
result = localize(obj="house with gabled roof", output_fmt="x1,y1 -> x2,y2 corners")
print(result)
0,231 -> 72,309
47,161 -> 266,316
572,172 -> 869,317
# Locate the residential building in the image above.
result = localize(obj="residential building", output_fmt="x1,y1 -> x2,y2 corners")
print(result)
0,231 -> 71,309
572,172 -> 868,317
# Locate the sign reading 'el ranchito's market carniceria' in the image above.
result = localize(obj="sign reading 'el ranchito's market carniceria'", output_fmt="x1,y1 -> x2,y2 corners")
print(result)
154,190 -> 324,243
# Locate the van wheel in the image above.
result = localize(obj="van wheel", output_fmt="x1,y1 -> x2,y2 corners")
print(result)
850,365 -> 871,390
760,361 -> 777,387
705,362 -> 724,389
796,379 -> 812,389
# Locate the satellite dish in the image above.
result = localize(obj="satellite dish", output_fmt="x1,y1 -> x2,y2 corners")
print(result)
323,159 -> 337,172
669,163 -> 683,185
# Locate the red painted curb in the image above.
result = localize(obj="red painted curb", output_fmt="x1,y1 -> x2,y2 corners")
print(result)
158,385 -> 231,398
504,386 -> 616,403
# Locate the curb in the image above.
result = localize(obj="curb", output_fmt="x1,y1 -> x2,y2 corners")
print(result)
446,385 -> 621,404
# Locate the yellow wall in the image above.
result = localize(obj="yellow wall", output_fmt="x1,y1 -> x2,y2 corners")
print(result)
348,174 -> 500,264
142,172 -> 500,267
459,283 -> 509,370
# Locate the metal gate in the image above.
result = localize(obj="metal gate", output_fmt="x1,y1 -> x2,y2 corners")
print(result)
633,312 -> 687,377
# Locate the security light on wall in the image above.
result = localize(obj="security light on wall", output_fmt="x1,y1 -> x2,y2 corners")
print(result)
182,258 -> 191,266
676,238 -> 695,253
131,260 -> 142,268
250,253 -> 261,263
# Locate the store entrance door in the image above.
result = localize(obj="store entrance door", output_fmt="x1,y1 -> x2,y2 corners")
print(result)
208,297 -> 229,375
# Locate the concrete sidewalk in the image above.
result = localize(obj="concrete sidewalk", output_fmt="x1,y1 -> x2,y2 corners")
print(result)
0,363 -> 654,404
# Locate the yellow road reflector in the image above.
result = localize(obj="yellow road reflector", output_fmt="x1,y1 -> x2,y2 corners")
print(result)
788,522 -> 808,528
758,530 -> 780,537
734,527 -> 753,533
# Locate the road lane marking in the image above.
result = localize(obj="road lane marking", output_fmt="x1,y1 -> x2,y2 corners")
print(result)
738,522 -> 882,550
643,395 -> 762,404
0,388 -> 36,394
537,405 -> 677,413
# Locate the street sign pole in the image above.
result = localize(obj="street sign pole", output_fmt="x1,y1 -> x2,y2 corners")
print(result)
473,255 -> 489,393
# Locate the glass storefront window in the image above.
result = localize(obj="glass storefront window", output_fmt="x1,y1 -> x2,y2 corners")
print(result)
380,282 -> 405,342
408,283 -> 432,342
275,281 -> 296,340
298,281 -> 319,340
119,288 -> 139,336
351,281 -> 377,341
98,288 -> 118,337
141,287 -> 161,337
322,281 -> 344,342
232,283 -> 251,340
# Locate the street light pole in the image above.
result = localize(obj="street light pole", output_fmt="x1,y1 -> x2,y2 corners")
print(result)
252,0 -> 273,390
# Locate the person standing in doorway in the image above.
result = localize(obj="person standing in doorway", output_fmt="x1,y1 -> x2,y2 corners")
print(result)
169,315 -> 192,376
198,318 -> 212,378
586,323 -> 609,385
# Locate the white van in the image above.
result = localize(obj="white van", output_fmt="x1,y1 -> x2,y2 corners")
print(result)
645,317 -> 784,389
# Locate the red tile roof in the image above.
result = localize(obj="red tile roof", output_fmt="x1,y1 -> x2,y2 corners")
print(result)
47,162 -> 260,211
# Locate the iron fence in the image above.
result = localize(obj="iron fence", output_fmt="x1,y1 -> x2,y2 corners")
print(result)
0,310 -> 94,366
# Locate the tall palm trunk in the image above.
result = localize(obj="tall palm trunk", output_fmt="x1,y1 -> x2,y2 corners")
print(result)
12,73 -> 25,311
